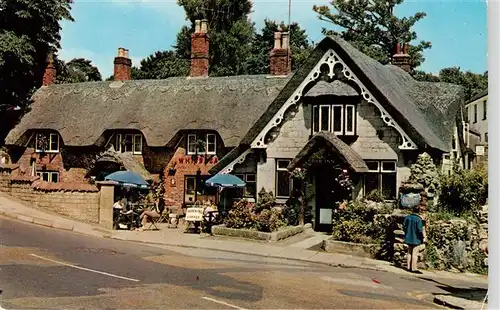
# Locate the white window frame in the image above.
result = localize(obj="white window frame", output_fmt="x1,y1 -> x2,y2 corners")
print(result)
473,104 -> 478,123
187,134 -> 197,155
115,134 -> 122,152
344,104 -> 356,135
206,134 -> 216,155
36,171 -> 59,183
132,134 -> 142,155
319,105 -> 331,132
35,133 -> 60,153
331,104 -> 343,135
364,160 -> 397,199
312,105 -> 319,133
124,134 -> 133,153
275,159 -> 292,198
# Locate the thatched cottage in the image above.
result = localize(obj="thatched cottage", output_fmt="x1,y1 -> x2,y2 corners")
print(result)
3,19 -> 469,230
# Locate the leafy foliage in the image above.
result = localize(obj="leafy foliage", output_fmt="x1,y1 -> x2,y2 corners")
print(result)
174,0 -> 255,77
331,200 -> 390,244
55,58 -> 102,84
246,19 -> 313,74
0,0 -> 73,144
223,199 -> 256,229
134,51 -> 189,80
313,0 -> 431,69
255,207 -> 285,233
438,165 -> 488,214
413,67 -> 488,101
409,152 -> 440,197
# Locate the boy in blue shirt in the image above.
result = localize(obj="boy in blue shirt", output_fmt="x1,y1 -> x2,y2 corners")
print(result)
403,205 -> 426,273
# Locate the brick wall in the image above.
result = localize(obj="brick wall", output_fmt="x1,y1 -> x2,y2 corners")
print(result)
163,146 -> 218,210
2,176 -> 101,224
0,168 -> 12,193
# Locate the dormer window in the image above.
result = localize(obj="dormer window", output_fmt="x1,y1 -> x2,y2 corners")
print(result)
187,133 -> 217,155
35,133 -> 59,153
115,133 -> 142,154
312,104 -> 356,136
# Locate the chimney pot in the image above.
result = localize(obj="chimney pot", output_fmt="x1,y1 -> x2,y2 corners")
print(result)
274,32 -> 282,49
118,47 -> 125,57
403,43 -> 409,54
281,32 -> 290,50
200,19 -> 208,34
395,43 -> 401,55
195,20 -> 201,33
123,49 -> 129,58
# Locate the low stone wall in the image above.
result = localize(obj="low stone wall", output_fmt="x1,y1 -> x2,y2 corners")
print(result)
2,175 -> 101,224
321,239 -> 379,258
211,224 -> 304,242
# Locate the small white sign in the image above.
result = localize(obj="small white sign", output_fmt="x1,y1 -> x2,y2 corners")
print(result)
185,207 -> 204,222
476,145 -> 485,156
319,209 -> 332,224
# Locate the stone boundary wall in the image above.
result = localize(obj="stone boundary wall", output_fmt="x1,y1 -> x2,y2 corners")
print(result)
0,171 -> 101,224
211,224 -> 304,242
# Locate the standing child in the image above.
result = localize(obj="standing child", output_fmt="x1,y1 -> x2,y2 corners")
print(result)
403,205 -> 425,273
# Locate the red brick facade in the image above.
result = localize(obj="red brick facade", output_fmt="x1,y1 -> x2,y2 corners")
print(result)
270,31 -> 291,76
190,20 -> 209,77
392,43 -> 411,73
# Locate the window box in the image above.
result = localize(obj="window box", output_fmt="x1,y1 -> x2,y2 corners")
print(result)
312,103 -> 356,136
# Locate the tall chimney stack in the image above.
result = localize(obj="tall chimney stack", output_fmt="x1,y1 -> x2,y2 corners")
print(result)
392,42 -> 411,73
190,19 -> 209,77
42,52 -> 56,86
270,30 -> 292,76
114,47 -> 132,81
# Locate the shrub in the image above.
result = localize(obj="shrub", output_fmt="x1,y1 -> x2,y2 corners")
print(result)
331,200 -> 389,244
223,199 -> 256,229
365,189 -> 385,202
255,207 -> 286,232
409,152 -> 440,197
438,166 -> 488,214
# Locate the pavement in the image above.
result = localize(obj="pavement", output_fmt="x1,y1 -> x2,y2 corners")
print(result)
0,192 -> 489,308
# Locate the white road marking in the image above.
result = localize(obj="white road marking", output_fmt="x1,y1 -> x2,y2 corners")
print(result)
29,253 -> 140,282
202,297 -> 248,310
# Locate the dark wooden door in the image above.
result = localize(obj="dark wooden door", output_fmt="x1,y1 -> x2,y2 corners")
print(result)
314,170 -> 335,232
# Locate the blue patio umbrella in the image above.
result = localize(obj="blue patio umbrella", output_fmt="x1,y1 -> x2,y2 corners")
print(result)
205,174 -> 246,188
205,174 -> 245,210
104,171 -> 149,189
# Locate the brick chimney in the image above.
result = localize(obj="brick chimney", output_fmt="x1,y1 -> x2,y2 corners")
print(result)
190,19 -> 209,77
392,43 -> 411,73
114,47 -> 132,81
270,30 -> 292,76
42,52 -> 56,86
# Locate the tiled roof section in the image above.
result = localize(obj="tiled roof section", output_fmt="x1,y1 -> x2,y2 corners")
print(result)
11,175 -> 38,182
0,163 -> 20,170
287,131 -> 369,173
32,180 -> 99,192
466,89 -> 488,104
6,75 -> 291,148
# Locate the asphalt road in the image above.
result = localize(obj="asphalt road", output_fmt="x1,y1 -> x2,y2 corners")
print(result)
0,216 -> 480,309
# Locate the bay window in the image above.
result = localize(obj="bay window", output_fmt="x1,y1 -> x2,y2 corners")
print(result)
276,159 -> 292,197
364,160 -> 397,200
35,133 -> 60,153
312,104 -> 356,136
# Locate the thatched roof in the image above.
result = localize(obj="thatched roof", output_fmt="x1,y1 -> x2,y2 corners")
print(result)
211,35 -> 463,173
6,75 -> 291,147
92,148 -> 152,180
287,132 -> 369,173
304,80 -> 358,97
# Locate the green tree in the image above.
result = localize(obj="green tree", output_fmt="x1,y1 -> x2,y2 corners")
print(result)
56,58 -> 102,84
246,20 -> 313,75
438,67 -> 488,101
174,0 -> 255,76
313,0 -> 431,69
0,0 -> 73,144
135,51 -> 189,79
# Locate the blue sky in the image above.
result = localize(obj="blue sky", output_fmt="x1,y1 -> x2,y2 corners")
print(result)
59,0 -> 487,78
